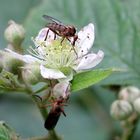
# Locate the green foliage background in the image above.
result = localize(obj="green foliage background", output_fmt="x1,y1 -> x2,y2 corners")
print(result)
0,0 -> 140,139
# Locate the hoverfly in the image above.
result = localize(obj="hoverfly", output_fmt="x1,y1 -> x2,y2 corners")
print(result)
43,15 -> 78,46
44,96 -> 69,130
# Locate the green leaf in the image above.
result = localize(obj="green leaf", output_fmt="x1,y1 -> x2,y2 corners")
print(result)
71,69 -> 113,92
24,0 -> 140,87
0,121 -> 19,140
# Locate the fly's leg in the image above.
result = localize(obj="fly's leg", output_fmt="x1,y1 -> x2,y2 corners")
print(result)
47,28 -> 65,45
72,35 -> 78,46
44,29 -> 50,41
61,108 -> 66,117
67,35 -> 78,57
60,37 -> 65,45
72,35 -> 78,57
48,28 -> 60,40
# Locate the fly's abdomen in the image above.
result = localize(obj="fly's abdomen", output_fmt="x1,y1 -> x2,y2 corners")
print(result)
44,107 -> 61,130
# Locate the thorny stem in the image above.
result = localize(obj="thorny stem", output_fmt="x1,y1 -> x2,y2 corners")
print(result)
120,113 -> 139,140
24,83 -> 61,140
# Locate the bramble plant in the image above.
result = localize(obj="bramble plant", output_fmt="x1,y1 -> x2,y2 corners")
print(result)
0,17 -> 139,140
0,19 -> 111,140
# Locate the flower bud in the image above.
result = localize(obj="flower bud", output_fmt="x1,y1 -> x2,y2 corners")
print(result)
110,100 -> 133,120
0,50 -> 24,74
22,64 -> 42,85
0,121 -> 19,140
133,98 -> 140,114
53,82 -> 70,99
4,20 -> 25,47
119,86 -> 140,104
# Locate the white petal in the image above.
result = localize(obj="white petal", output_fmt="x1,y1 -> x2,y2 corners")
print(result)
35,28 -> 57,42
40,65 -> 66,79
53,82 -> 70,99
34,28 -> 59,48
5,49 -> 39,63
76,23 -> 95,57
76,50 -> 104,71
23,55 -> 40,63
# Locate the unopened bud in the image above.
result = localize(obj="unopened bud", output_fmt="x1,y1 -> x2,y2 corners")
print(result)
53,82 -> 70,99
133,98 -> 140,114
0,51 -> 24,74
110,100 -> 133,120
22,64 -> 42,85
119,86 -> 140,104
0,121 -> 19,140
4,20 -> 25,47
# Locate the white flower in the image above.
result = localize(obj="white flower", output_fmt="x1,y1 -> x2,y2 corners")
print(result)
5,23 -> 104,81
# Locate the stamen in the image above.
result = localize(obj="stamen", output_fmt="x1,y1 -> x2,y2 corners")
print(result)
31,38 -> 78,70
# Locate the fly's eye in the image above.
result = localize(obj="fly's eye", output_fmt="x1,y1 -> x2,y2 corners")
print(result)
73,27 -> 76,34
70,26 -> 76,35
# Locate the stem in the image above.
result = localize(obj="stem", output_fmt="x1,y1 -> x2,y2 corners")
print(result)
47,130 -> 61,140
25,84 -> 48,120
34,85 -> 49,94
29,130 -> 61,140
29,136 -> 48,140
121,113 -> 139,140
31,94 -> 48,120
24,84 -> 61,140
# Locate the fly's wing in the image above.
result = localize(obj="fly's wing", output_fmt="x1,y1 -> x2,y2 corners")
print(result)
43,15 -> 65,26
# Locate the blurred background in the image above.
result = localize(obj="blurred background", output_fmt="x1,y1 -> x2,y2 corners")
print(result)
0,0 -> 140,139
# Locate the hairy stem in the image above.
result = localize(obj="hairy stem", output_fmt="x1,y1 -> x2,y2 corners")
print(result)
121,113 -> 139,140
31,94 -> 48,120
47,130 -> 62,140
29,136 -> 48,140
25,84 -> 48,120
29,130 -> 61,140
25,84 -> 61,140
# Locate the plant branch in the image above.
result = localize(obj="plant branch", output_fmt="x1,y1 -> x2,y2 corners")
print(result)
24,83 -> 61,140
28,130 -> 61,140
29,136 -> 48,140
121,113 -> 139,140
25,84 -> 48,120
34,85 -> 49,94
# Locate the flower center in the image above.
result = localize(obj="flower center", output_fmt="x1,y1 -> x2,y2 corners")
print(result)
31,39 -> 78,70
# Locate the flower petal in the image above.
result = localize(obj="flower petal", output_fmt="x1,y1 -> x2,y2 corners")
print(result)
76,50 -> 104,71
53,82 -> 70,99
76,23 -> 95,57
33,28 -> 59,53
35,27 -> 57,42
5,48 -> 40,63
23,55 -> 40,63
40,65 -> 66,79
